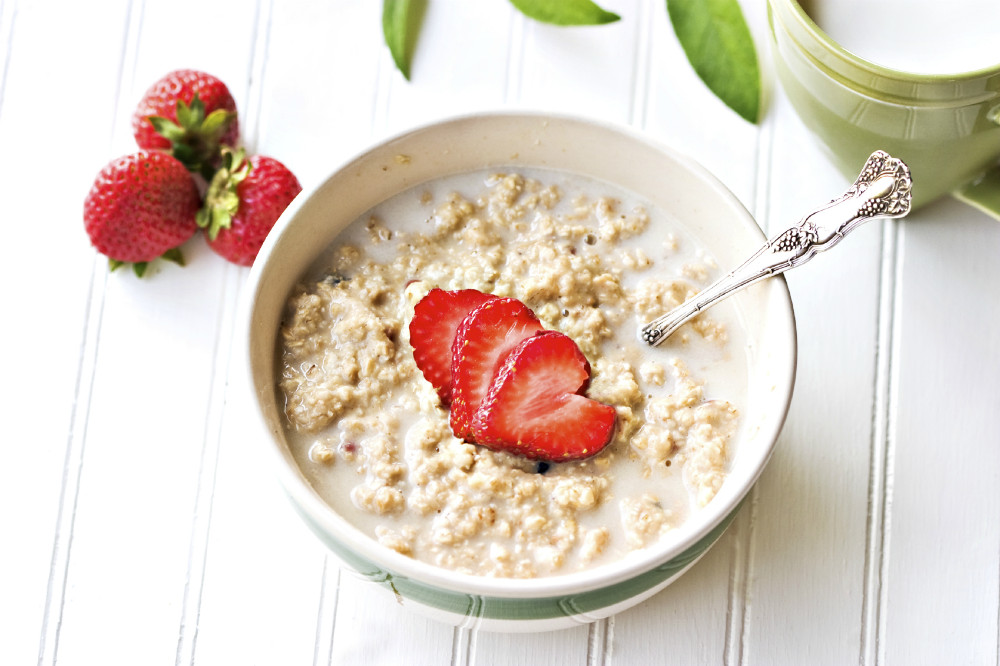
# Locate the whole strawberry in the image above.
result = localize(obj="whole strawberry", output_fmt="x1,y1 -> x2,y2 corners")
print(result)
131,69 -> 239,177
197,148 -> 302,266
83,151 -> 201,276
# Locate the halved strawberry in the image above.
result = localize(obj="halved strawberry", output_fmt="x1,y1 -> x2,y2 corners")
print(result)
409,288 -> 498,404
472,331 -> 616,461
450,298 -> 544,440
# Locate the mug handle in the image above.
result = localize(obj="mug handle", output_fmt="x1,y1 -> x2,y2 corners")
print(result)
954,164 -> 1000,221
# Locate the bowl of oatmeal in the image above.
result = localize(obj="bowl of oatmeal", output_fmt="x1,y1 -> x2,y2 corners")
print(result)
244,112 -> 796,632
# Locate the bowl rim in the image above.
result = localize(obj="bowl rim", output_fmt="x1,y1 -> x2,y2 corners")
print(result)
242,110 -> 798,599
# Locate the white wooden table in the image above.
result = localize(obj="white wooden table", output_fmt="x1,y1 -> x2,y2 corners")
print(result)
3,1 -> 998,664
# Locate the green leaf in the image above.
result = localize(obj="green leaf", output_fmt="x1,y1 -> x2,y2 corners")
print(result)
510,0 -> 620,25
198,146 -> 248,239
666,0 -> 761,123
148,116 -> 185,142
176,95 -> 205,129
382,0 -> 427,79
108,259 -> 124,272
147,94 -> 235,178
132,262 -> 148,278
207,209 -> 232,240
218,191 -> 240,211
161,248 -> 185,267
200,109 -> 231,138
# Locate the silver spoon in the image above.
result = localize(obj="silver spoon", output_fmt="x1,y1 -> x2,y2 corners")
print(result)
640,150 -> 913,347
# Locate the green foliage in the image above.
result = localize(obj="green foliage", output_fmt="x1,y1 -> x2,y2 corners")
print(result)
382,0 -> 427,80
380,0 -> 762,123
666,0 -> 761,123
509,0 -> 620,25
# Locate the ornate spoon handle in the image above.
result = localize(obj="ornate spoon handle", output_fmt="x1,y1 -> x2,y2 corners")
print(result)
641,150 -> 913,347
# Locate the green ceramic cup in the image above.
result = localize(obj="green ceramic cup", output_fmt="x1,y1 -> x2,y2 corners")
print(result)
768,0 -> 1000,218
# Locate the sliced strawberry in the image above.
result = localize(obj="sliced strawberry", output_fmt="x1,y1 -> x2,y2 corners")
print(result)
450,298 -> 544,440
472,331 -> 616,462
409,288 -> 498,404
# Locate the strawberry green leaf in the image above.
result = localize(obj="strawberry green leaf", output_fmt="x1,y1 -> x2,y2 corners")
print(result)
109,259 -> 124,272
148,117 -> 186,142
666,0 -> 761,123
509,0 -> 620,25
148,94 -> 237,178
218,191 -> 240,211
175,96 -> 204,129
161,248 -> 185,267
201,109 -> 231,138
199,147 -> 250,240
382,0 -> 427,80
132,262 -> 148,278
204,209 -> 233,241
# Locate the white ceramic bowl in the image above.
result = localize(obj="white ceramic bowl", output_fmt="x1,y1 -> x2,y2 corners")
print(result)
243,112 -> 796,632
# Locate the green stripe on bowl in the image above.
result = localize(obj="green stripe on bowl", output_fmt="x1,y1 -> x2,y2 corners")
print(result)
294,499 -> 743,622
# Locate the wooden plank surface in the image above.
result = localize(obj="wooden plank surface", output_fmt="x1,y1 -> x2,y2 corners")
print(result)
0,2 -> 130,664
883,198 -> 1000,665
2,1 -> 998,664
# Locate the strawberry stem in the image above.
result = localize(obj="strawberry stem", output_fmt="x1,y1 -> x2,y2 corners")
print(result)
197,147 -> 250,240
149,94 -> 236,179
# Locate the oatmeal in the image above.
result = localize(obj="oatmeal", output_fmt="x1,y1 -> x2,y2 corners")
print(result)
278,170 -> 746,578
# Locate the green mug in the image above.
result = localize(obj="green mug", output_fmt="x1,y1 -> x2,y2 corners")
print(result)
767,0 -> 1000,218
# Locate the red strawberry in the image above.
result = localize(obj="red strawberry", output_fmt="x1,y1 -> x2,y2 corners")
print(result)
131,69 -> 239,177
83,151 -> 200,276
472,331 -> 616,461
450,298 -> 544,441
197,148 -> 302,266
409,288 -> 499,404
